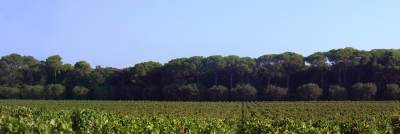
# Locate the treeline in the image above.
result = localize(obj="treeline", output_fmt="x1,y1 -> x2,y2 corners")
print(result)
0,47 -> 400,101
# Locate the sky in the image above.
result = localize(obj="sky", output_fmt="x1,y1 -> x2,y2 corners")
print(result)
0,1 -> 399,69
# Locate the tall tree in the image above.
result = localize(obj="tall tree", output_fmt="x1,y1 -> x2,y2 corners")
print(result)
45,55 -> 63,84
184,56 -> 204,85
350,50 -> 371,83
89,66 -> 106,89
277,52 -> 304,91
22,56 -> 39,85
204,55 -> 226,85
131,61 -> 162,87
370,49 -> 386,84
224,55 -> 241,89
74,60 -> 92,87
34,61 -> 48,85
0,61 -> 11,86
327,47 -> 357,86
60,63 -> 75,84
164,58 -> 189,84
96,66 -> 118,87
383,49 -> 400,84
237,57 -> 256,84
304,52 -> 330,90
0,53 -> 24,87
257,54 -> 281,85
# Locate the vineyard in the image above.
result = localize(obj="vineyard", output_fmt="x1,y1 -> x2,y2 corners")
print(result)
0,100 -> 400,133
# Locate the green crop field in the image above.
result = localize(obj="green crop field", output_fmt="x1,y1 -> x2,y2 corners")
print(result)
1,100 -> 400,133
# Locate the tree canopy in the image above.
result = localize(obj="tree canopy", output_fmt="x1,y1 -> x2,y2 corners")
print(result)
0,47 -> 400,101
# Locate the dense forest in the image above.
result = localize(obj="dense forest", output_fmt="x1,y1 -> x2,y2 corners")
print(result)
0,47 -> 400,101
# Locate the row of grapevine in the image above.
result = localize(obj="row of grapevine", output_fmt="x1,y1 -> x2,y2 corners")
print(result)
0,100 -> 399,122
0,106 -> 400,133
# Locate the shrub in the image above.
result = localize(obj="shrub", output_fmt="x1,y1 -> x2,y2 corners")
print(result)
0,86 -> 20,99
142,86 -> 161,100
93,86 -> 109,100
21,85 -> 45,99
178,84 -> 204,101
328,85 -> 348,100
44,84 -> 65,100
72,86 -> 89,100
262,85 -> 287,101
162,83 -> 203,101
231,84 -> 257,101
109,85 -> 138,100
351,83 -> 377,101
207,85 -> 228,101
381,84 -> 400,100
297,83 -> 322,101
162,83 -> 183,101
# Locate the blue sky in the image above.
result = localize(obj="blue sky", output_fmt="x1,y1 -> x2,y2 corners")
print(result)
1,1 -> 399,68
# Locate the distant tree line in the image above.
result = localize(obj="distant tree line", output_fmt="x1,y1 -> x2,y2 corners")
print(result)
0,47 -> 400,101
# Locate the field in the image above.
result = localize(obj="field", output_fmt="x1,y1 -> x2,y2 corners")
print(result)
1,100 -> 400,133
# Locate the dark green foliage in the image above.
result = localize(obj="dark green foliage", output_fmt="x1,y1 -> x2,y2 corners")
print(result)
45,55 -> 63,84
328,85 -> 348,100
142,86 -> 160,100
262,85 -> 287,101
381,84 -> 400,100
297,83 -> 322,101
0,48 -> 400,101
0,86 -> 20,99
20,85 -> 44,99
224,55 -> 241,89
304,52 -> 330,90
162,83 -> 203,101
109,85 -> 138,100
256,54 -> 281,86
327,47 -> 357,86
206,85 -> 228,101
203,55 -> 226,85
178,84 -> 205,101
0,54 -> 24,87
351,83 -> 377,101
231,84 -> 257,101
131,61 -> 162,87
44,84 -> 65,100
277,52 -> 305,92
92,86 -> 109,100
72,86 -> 89,100
162,83 -> 184,101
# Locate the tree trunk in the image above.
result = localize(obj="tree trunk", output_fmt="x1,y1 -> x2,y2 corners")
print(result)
54,70 -> 57,84
149,78 -> 152,87
29,73 -> 34,86
214,71 -> 218,85
267,76 -> 271,85
320,74 -> 324,91
390,70 -> 393,84
26,69 -> 31,85
357,69 -> 360,83
181,72 -> 185,84
196,74 -> 200,85
373,70 -> 376,84
146,77 -> 152,87
286,74 -> 290,89
246,74 -> 249,84
338,69 -> 342,86
230,73 -> 233,89
343,70 -> 347,85
229,72 -> 233,101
